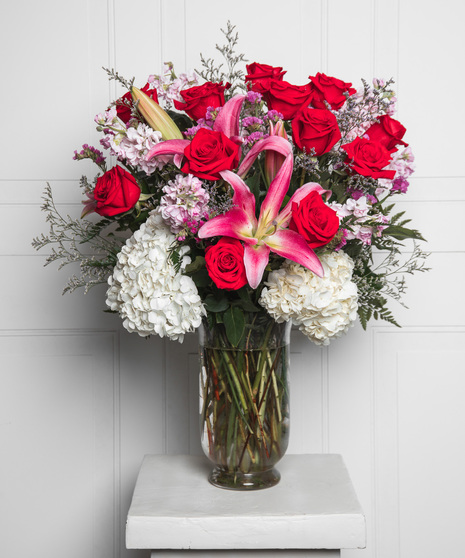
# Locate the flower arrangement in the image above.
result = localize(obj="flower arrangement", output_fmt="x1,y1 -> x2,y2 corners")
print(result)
33,22 -> 428,348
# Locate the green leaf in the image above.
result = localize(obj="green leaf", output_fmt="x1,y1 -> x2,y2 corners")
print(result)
204,294 -> 229,313
383,225 -> 426,241
245,172 -> 261,206
223,306 -> 245,347
190,268 -> 210,288
166,109 -> 193,132
235,287 -> 261,312
184,255 -> 206,275
389,210 -> 406,224
344,241 -> 364,258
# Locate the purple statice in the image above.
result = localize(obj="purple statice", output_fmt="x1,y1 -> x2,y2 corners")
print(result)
264,109 -> 284,123
73,144 -> 105,167
184,119 -> 211,139
242,116 -> 263,128
242,91 -> 265,121
245,90 -> 262,105
241,115 -> 269,146
244,131 -> 267,145
183,107 -> 220,139
205,106 -> 222,128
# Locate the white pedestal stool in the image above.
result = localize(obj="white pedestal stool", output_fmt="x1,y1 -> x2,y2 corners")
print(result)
126,454 -> 366,557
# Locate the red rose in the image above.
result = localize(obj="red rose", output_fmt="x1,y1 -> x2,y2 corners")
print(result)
245,62 -> 287,92
261,79 -> 314,120
365,115 -> 408,151
182,128 -> 240,181
173,82 -> 227,121
116,83 -> 158,124
205,237 -> 248,290
93,166 -> 140,217
342,137 -> 396,179
292,107 -> 341,156
289,191 -> 339,249
308,72 -> 356,110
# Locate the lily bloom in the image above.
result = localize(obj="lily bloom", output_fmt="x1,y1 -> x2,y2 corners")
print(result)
198,136 -> 327,288
145,94 -> 246,168
265,120 -> 287,185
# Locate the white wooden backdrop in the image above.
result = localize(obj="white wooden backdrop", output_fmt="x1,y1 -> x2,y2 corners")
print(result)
1,1 -> 464,557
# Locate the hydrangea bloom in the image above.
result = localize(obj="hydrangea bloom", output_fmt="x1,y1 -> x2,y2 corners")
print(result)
105,213 -> 205,341
158,174 -> 210,235
259,252 -> 358,345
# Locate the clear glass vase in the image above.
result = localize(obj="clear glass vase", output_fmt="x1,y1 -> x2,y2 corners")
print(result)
199,311 -> 291,490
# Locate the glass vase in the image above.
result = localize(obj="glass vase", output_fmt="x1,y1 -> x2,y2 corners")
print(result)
199,311 -> 291,490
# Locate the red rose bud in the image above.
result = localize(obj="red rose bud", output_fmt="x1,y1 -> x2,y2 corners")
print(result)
181,128 -> 240,181
89,166 -> 141,217
245,62 -> 287,93
265,120 -> 288,185
131,86 -> 183,140
289,190 -> 339,249
342,137 -> 396,180
292,107 -> 341,156
308,72 -> 356,110
173,82 -> 227,122
205,237 -> 248,291
364,115 -> 408,151
262,80 -> 314,120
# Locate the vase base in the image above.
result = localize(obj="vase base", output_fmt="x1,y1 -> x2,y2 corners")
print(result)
208,467 -> 281,491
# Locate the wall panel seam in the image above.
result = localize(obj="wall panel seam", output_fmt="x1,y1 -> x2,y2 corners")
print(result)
370,326 -> 379,558
114,328 -> 122,558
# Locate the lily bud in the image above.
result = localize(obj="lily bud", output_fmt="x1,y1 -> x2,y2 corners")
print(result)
131,86 -> 183,140
265,121 -> 288,185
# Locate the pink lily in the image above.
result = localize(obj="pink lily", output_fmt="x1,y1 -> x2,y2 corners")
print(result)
265,120 -> 287,185
198,136 -> 328,288
145,94 -> 246,167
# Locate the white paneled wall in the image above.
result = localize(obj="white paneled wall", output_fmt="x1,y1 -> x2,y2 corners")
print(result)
1,1 -> 463,557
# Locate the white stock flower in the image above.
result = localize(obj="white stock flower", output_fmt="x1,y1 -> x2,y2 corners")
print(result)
118,123 -> 164,175
106,213 -> 205,342
259,252 -> 358,346
158,174 -> 209,234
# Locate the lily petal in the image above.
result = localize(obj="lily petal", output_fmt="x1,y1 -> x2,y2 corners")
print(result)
238,135 -> 292,178
278,182 -> 329,226
258,153 -> 293,225
213,95 -> 246,138
146,139 -> 190,161
243,244 -> 271,289
265,229 -> 324,277
220,170 -> 257,224
131,87 -> 183,140
173,153 -> 184,168
198,208 -> 257,244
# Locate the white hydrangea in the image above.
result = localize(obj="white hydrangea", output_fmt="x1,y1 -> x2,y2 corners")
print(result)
259,252 -> 358,346
106,213 -> 205,342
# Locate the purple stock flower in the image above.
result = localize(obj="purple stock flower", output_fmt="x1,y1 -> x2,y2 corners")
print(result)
391,177 -> 409,194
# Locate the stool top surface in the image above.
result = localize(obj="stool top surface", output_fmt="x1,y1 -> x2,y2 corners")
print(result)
126,454 -> 366,550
